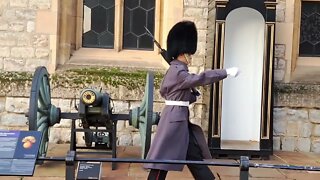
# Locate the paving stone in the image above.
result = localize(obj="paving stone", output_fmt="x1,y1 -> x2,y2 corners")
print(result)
211,166 -> 239,177
280,170 -> 320,180
249,168 -> 286,178
0,177 -> 21,180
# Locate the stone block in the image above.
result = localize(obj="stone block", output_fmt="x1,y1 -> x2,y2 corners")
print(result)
299,122 -> 312,138
184,0 -> 196,6
273,136 -> 281,150
58,99 -> 71,112
0,58 -> 3,70
286,121 -> 299,137
296,138 -> 311,152
16,10 -> 37,20
0,23 -> 9,31
132,133 -> 141,146
76,132 -> 85,145
53,119 -> 71,128
273,108 -> 287,120
274,44 -> 285,58
0,97 -> 5,112
192,57 -> 205,67
197,0 -> 208,7
27,21 -> 35,33
9,21 -> 25,32
10,0 -> 28,8
112,101 -> 129,114
273,119 -> 287,135
129,101 -> 140,109
49,127 -> 71,143
35,48 -> 49,58
33,35 -> 49,47
116,120 -> 125,131
276,8 -> 285,22
184,8 -> 205,17
25,59 -> 48,70
312,125 -> 320,137
281,137 -> 296,151
287,109 -> 308,121
0,113 -> 28,126
153,102 -> 164,114
277,58 -> 286,69
3,58 -> 26,71
29,0 -> 51,9
188,66 -> 199,74
0,47 -> 10,57
194,18 -> 207,30
274,58 -> 278,68
125,121 -> 136,131
11,47 -> 34,58
311,138 -> 320,153
17,34 -> 33,46
5,97 -> 29,113
190,118 -> 201,127
274,69 -> 285,82
118,132 -> 132,146
310,109 -> 320,123
0,0 -> 9,16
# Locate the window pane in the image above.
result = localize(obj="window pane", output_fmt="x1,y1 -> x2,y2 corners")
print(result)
123,0 -> 155,50
83,0 -> 115,48
299,2 -> 320,57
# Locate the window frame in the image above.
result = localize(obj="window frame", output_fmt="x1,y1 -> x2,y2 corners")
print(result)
292,0 -> 320,72
72,0 -> 164,67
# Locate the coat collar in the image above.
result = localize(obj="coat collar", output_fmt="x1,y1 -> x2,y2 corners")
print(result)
170,60 -> 188,70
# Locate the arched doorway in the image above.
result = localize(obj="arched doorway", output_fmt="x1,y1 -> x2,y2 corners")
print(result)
221,7 -> 265,148
208,0 -> 276,159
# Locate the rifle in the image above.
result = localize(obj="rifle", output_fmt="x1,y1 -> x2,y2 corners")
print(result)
144,27 -> 200,96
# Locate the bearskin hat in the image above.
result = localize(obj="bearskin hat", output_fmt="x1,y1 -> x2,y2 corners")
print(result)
166,21 -> 198,61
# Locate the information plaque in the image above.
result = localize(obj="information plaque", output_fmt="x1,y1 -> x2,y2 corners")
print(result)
0,130 -> 42,176
76,161 -> 102,180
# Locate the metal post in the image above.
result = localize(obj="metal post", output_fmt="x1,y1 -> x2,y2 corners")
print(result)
239,156 -> 249,180
70,120 -> 76,151
65,151 -> 76,180
111,120 -> 117,170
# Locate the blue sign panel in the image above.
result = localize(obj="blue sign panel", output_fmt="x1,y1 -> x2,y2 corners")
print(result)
0,130 -> 42,176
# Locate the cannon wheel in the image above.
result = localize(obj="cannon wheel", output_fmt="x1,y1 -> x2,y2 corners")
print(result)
139,72 -> 154,159
28,66 -> 60,158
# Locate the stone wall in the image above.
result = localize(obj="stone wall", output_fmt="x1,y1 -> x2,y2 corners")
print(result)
183,0 -> 211,131
0,0 -> 54,72
273,83 -> 320,153
274,0 -> 287,82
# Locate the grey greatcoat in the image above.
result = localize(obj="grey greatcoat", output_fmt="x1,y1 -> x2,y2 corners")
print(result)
144,60 -> 227,171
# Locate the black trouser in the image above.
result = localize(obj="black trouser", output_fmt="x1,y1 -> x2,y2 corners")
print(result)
147,169 -> 168,180
186,130 -> 215,180
147,130 -> 215,180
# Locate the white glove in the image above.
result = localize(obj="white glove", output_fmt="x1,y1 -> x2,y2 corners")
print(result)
226,67 -> 240,77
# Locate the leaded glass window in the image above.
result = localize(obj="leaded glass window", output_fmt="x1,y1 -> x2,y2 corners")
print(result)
123,0 -> 155,50
83,0 -> 115,48
299,2 -> 320,57
82,0 -> 155,50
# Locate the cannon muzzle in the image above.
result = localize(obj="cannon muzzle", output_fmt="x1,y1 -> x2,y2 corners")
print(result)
80,89 -> 103,106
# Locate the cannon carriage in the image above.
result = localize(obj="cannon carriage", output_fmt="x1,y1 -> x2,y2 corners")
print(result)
27,66 -> 160,169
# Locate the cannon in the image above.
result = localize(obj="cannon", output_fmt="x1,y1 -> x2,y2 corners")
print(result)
27,66 -> 160,169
